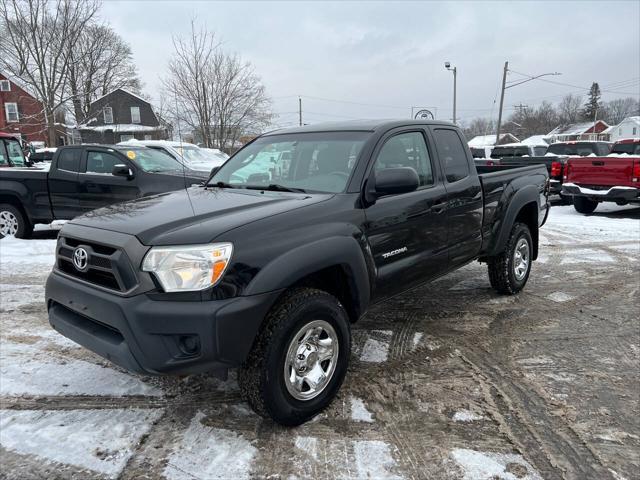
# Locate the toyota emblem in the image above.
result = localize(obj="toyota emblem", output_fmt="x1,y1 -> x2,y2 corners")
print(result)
72,247 -> 89,271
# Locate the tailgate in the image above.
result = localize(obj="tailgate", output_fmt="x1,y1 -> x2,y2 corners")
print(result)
566,156 -> 636,187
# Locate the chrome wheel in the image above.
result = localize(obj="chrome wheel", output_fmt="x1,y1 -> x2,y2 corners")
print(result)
513,237 -> 530,281
0,210 -> 19,236
284,320 -> 339,401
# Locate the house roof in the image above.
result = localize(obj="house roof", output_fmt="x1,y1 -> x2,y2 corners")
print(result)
0,69 -> 39,100
548,120 -> 609,136
620,116 -> 640,126
468,133 -> 519,147
521,135 -> 550,146
90,88 -> 150,106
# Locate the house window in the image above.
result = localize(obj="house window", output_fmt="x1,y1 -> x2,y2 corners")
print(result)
144,134 -> 152,140
0,80 -> 10,91
131,106 -> 141,124
103,106 -> 113,124
634,127 -> 637,136
120,134 -> 135,142
4,102 -> 18,122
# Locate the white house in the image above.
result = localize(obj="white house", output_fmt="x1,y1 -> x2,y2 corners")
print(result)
607,116 -> 640,142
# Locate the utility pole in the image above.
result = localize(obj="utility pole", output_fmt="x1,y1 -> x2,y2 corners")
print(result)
513,103 -> 528,115
298,97 -> 302,126
494,61 -> 508,146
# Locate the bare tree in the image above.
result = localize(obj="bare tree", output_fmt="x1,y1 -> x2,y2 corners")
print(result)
557,94 -> 583,125
0,0 -> 99,145
461,117 -> 495,140
601,97 -> 640,125
67,23 -> 141,123
507,101 -> 558,139
162,22 -> 272,150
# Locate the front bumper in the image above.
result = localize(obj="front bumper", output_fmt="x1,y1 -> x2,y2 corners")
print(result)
46,272 -> 282,375
561,183 -> 640,202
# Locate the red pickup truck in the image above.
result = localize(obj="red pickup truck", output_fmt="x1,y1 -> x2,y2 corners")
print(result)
561,138 -> 640,213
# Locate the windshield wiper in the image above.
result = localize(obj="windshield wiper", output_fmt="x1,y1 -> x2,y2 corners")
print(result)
210,181 -> 236,189
245,184 -> 306,193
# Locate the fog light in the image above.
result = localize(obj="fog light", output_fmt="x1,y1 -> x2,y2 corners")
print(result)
178,335 -> 200,356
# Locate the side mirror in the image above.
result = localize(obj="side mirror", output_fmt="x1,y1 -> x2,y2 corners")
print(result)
374,167 -> 419,196
112,164 -> 134,179
210,166 -> 219,176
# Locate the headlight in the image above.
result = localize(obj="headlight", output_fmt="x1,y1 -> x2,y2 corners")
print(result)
142,243 -> 233,292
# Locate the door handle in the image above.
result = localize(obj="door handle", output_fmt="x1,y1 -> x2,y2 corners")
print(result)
591,161 -> 604,166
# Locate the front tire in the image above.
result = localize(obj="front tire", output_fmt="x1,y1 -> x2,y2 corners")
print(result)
573,196 -> 598,214
0,204 -> 33,239
239,288 -> 351,426
487,222 -> 533,295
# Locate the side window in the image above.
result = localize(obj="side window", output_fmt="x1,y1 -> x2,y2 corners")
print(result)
433,129 -> 470,183
86,151 -> 123,175
374,131 -> 434,187
0,141 -> 7,165
57,149 -> 81,172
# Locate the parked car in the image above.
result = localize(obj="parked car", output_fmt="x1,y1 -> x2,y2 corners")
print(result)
0,132 -> 28,167
46,120 -> 549,426
490,143 -> 548,159
561,138 -> 640,213
0,144 -> 207,238
118,140 -> 226,172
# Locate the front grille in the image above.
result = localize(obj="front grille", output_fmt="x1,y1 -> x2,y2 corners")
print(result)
56,237 -> 137,292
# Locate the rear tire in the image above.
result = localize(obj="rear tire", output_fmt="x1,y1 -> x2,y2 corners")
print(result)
573,196 -> 598,214
239,288 -> 351,426
487,222 -> 533,295
0,204 -> 33,239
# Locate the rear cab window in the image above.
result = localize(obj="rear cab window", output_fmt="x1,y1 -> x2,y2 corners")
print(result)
56,149 -> 82,172
374,131 -> 434,187
433,128 -> 470,183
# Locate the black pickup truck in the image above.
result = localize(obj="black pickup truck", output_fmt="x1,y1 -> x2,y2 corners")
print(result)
46,120 -> 549,425
0,144 -> 207,238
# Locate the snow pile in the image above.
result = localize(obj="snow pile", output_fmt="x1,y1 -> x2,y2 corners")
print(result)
164,412 -> 257,480
451,448 -> 542,480
0,236 -> 56,268
0,409 -> 163,478
350,396 -> 374,422
545,204 -> 640,243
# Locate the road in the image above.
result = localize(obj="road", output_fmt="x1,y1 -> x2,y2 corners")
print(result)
1,203 -> 638,479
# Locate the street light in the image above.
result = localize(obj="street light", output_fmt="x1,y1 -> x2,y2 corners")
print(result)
445,62 -> 457,124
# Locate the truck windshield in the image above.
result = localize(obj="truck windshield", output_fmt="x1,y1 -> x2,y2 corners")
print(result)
546,143 -> 598,156
611,143 -> 640,155
209,131 -> 370,193
122,148 -> 184,173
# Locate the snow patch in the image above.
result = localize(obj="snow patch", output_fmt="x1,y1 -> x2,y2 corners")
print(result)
353,440 -> 402,480
560,248 -> 615,264
0,340 -> 162,397
451,448 -> 542,480
294,436 -> 318,461
452,409 -> 484,422
350,396 -> 374,423
412,332 -> 423,350
546,292 -> 574,303
0,409 -> 162,478
359,330 -> 392,363
164,412 -> 256,480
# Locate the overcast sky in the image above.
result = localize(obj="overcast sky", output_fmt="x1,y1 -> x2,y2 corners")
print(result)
102,1 -> 640,128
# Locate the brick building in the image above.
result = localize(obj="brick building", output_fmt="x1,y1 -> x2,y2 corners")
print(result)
0,71 -> 48,145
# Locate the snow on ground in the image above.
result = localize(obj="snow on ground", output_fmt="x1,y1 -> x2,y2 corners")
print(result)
452,409 -> 484,422
0,408 -> 163,478
0,340 -> 162,396
546,291 -> 575,303
359,330 -> 392,362
163,412 -> 257,480
350,396 -> 374,422
450,448 -> 542,480
353,440 -> 402,480
0,235 -> 56,276
544,204 -> 639,243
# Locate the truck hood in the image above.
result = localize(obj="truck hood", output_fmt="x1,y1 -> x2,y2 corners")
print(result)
69,187 -> 332,245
